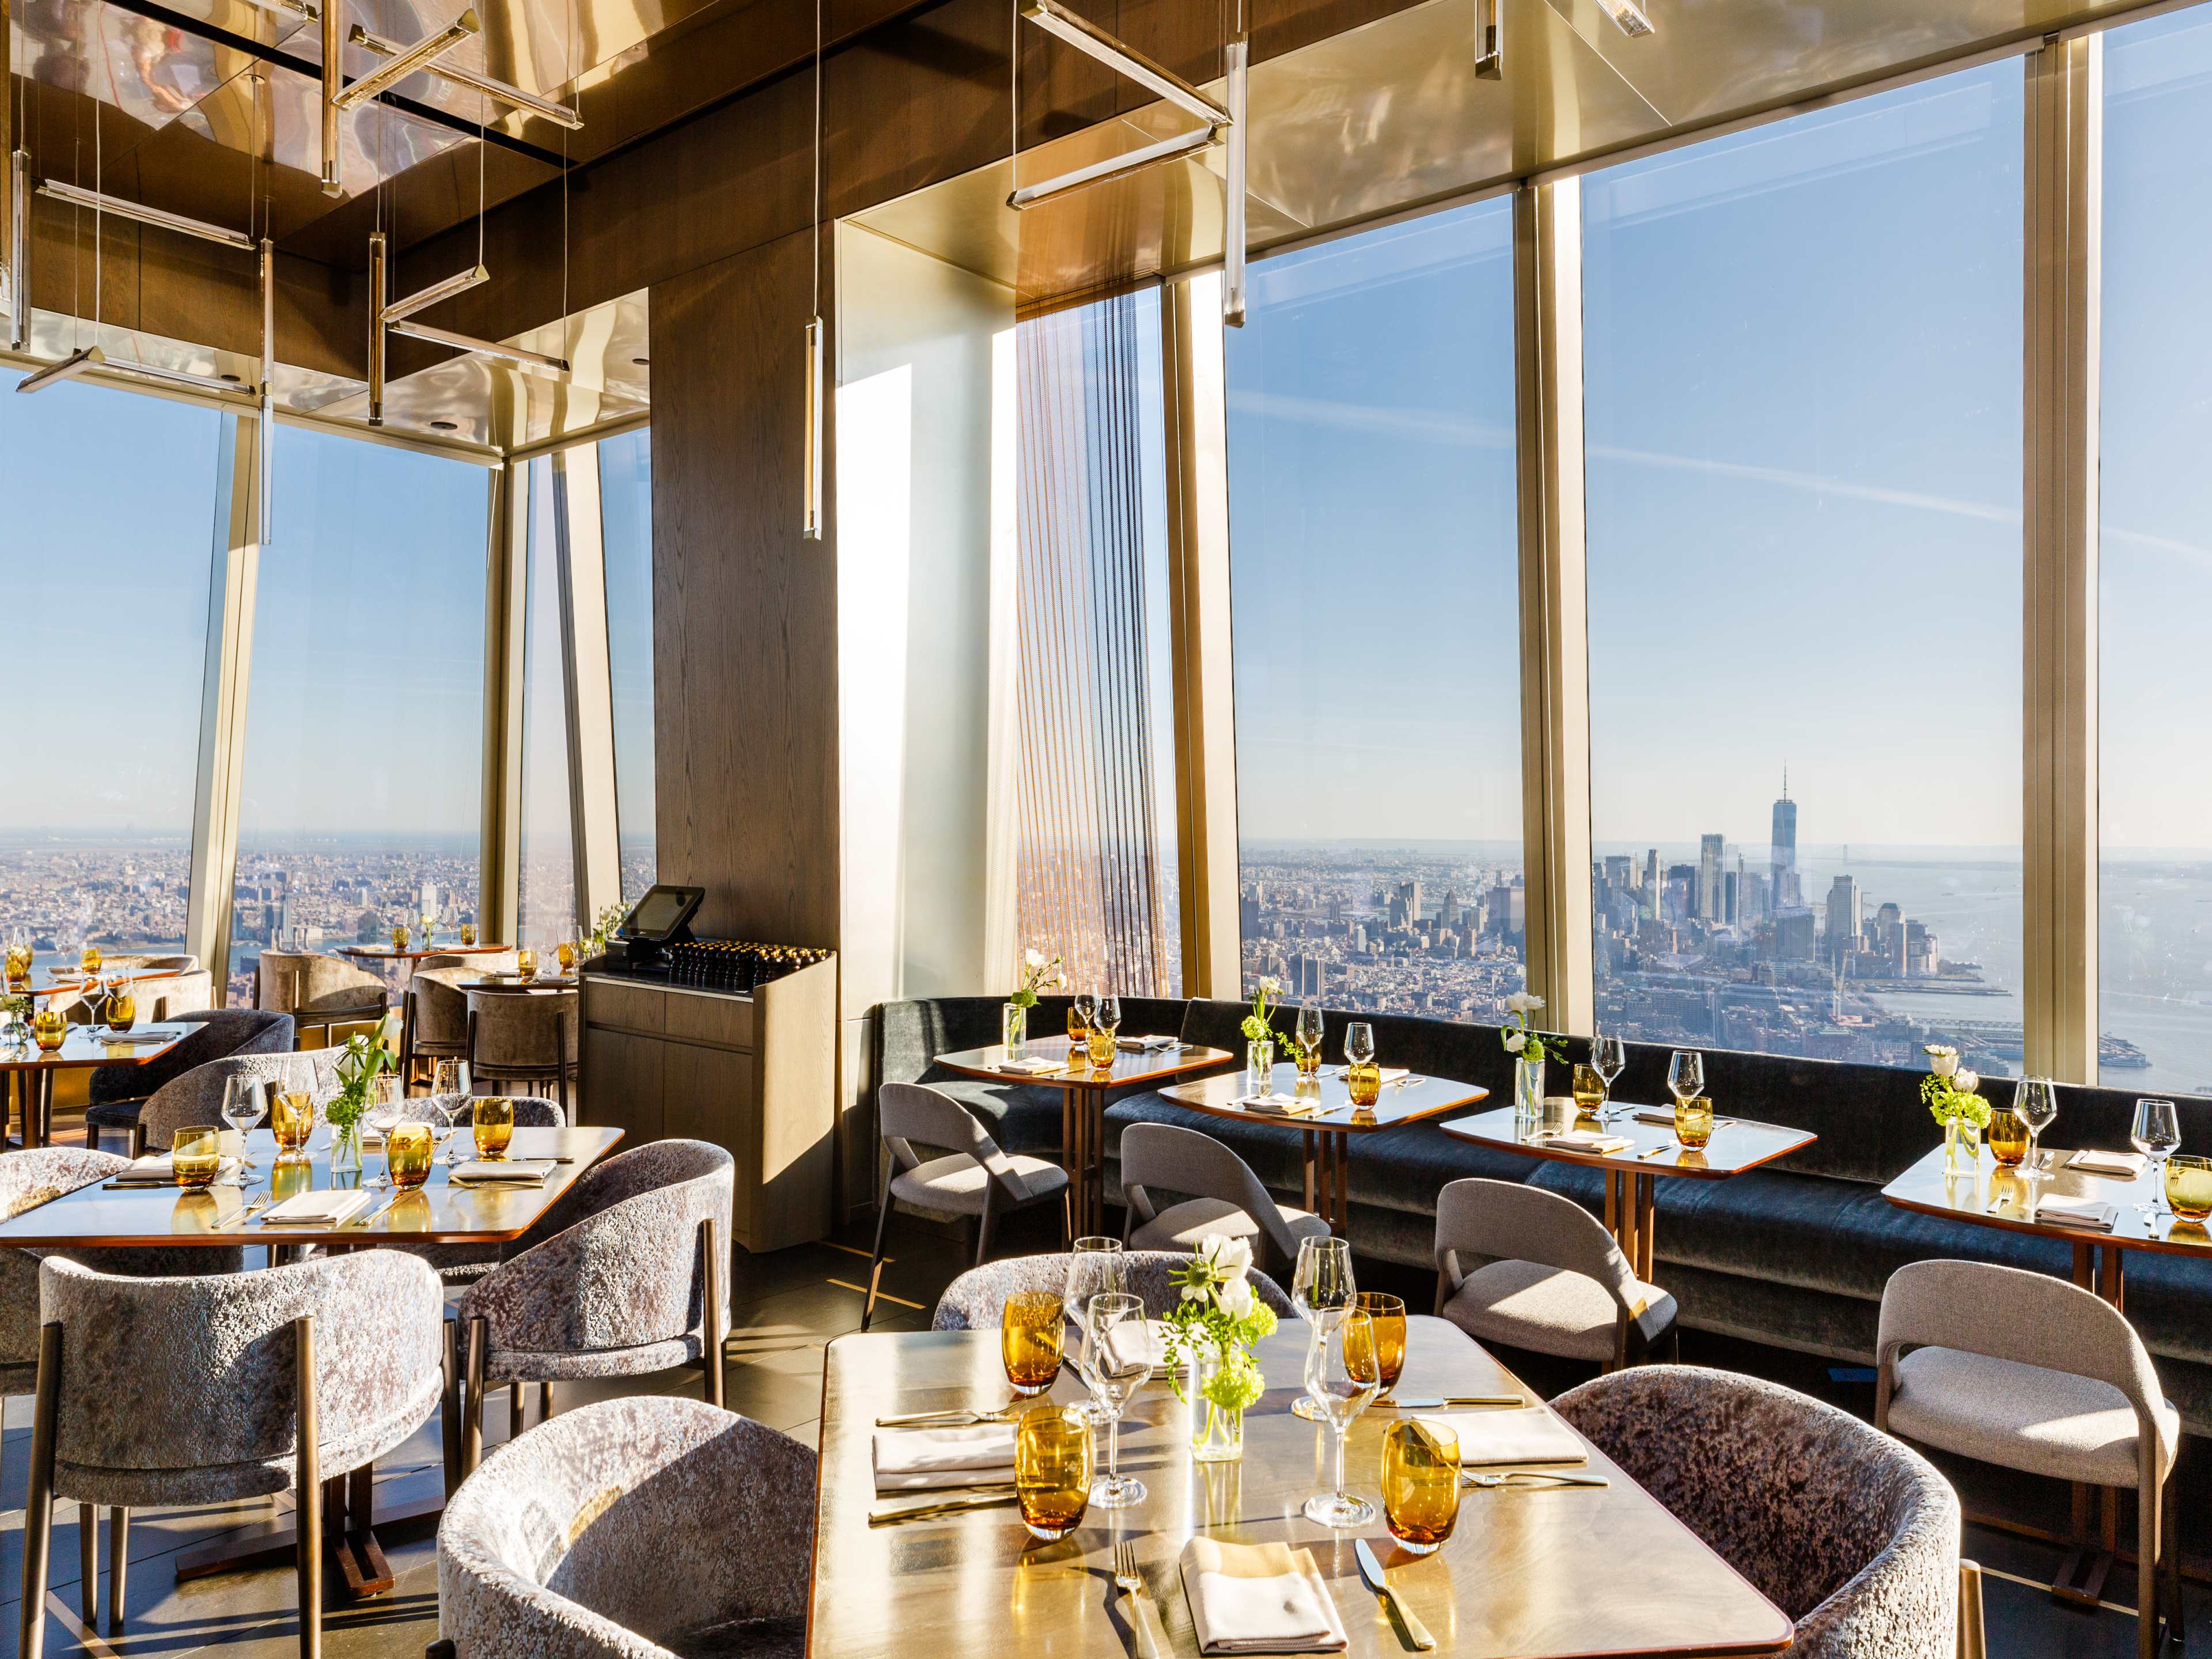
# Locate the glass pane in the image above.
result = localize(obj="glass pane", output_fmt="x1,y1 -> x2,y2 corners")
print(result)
516,455 -> 575,949
1012,287 -> 1183,997
1584,63 -> 2024,1069
233,429 -> 488,1001
600,429 -> 657,903
2100,12 -> 2212,1092
1225,201 -> 1524,1020
0,374 -> 220,971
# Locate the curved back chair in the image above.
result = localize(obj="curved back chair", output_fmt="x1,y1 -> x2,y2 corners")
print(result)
1554,1366 -> 1960,1659
84,1010 -> 294,1153
933,1250 -> 1294,1330
434,1397 -> 814,1659
1119,1121 -> 1328,1281
863,1082 -> 1070,1331
453,1140 -> 734,1475
254,952 -> 389,1047
1434,1177 -> 1677,1372
402,968 -> 476,1090
465,991 -> 578,1115
21,1249 -> 444,1658
1878,1259 -> 2179,1658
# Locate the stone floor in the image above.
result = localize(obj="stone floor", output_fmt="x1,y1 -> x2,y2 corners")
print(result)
0,1200 -> 2199,1657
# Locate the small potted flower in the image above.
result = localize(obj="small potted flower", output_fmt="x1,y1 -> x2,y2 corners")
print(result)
1161,1235 -> 1279,1461
1501,990 -> 1554,1126
325,1032 -> 393,1179
1004,948 -> 1065,1058
1241,977 -> 1284,1080
0,994 -> 29,1052
1922,1045 -> 1990,1178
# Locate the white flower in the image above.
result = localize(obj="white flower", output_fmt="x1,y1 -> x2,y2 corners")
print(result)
1505,991 -> 1543,1016
1196,1233 -> 1253,1282
1219,1277 -> 1255,1319
1503,1031 -> 1525,1054
1924,1046 -> 1959,1078
1259,976 -> 1282,995
1024,948 -> 1045,969
1953,1068 -> 1980,1095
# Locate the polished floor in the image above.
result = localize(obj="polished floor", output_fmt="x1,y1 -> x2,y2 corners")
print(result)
0,1199 -> 2198,1657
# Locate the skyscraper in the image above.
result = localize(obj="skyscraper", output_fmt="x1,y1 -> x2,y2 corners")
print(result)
1824,874 -> 1861,967
1697,834 -> 1725,922
1770,773 -> 1798,908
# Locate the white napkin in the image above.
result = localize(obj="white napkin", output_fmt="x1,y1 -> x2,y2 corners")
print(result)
259,1189 -> 374,1227
1418,1405 -> 1589,1467
450,1160 -> 555,1185
1103,1318 -> 1185,1376
2035,1196 -> 2116,1232
1179,1539 -> 1348,1656
870,1423 -> 1018,1492
995,1056 -> 1064,1075
1536,1129 -> 1633,1154
1236,1092 -> 1319,1116
110,1153 -> 240,1185
1117,1035 -> 1180,1052
2068,1149 -> 2147,1179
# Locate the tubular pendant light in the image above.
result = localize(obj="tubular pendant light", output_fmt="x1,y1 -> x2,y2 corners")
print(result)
368,229 -> 387,424
1007,124 -> 1222,210
321,0 -> 343,195
1223,28 -> 1248,327
382,261 -> 490,323
260,236 -> 276,545
1596,0 -> 1656,37
350,25 -> 581,128
386,316 -> 569,375
1475,0 -> 1503,78
331,10 -> 482,111
15,345 -> 104,393
801,0 -> 822,540
104,357 -> 245,394
7,149 -> 26,351
36,180 -> 252,249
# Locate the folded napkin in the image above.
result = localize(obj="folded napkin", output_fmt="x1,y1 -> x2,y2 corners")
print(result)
995,1056 -> 1065,1075
1180,1539 -> 1347,1656
94,1027 -> 177,1046
2034,1196 -> 2116,1232
871,1422 -> 1018,1493
1535,1129 -> 1633,1154
1236,1092 -> 1319,1116
108,1153 -> 241,1186
1117,1035 -> 1180,1052
450,1160 -> 555,1185
2068,1149 -> 2147,1180
259,1189 -> 374,1228
1103,1318 -> 1186,1376
1417,1405 -> 1589,1468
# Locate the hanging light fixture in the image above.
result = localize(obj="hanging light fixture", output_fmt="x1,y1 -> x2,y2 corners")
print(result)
382,262 -> 491,323
349,26 -> 581,128
7,145 -> 26,351
1475,0 -> 1503,78
1596,0 -> 1656,38
14,346 -> 103,394
801,0 -> 823,541
330,11 -> 483,112
1222,0 -> 1248,327
36,180 -> 252,250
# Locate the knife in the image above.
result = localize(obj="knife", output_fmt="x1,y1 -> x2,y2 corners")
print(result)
867,1491 -> 1020,1526
1376,1395 -> 1523,1410
1354,1538 -> 1434,1652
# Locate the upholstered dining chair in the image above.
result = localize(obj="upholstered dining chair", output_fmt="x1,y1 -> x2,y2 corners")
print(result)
465,992 -> 578,1115
1433,1177 -> 1677,1372
400,968 -> 476,1093
1877,1259 -> 2179,1659
430,1396 -> 814,1659
1119,1122 -> 1330,1282
453,1139 -> 734,1477
254,950 -> 389,1048
20,1248 -> 445,1659
0,1149 -> 248,1635
862,1082 -> 1071,1331
87,1014 -> 297,1154
1554,1366 -> 1961,1659
931,1250 -> 1294,1330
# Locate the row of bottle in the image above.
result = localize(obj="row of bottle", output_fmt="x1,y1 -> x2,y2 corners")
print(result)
662,940 -> 831,992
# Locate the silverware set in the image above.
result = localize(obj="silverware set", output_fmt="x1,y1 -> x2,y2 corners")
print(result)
874,1400 -> 1024,1428
1113,1540 -> 1168,1659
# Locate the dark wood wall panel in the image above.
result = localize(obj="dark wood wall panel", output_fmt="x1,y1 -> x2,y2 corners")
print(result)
649,225 -> 839,949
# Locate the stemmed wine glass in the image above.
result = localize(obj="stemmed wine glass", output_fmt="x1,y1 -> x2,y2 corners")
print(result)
2133,1099 -> 2182,1220
2013,1077 -> 2058,1183
433,1059 -> 474,1162
1290,1235 -> 1355,1422
1095,994 -> 1123,1052
1063,1237 -> 1126,1422
221,1074 -> 268,1179
1593,1031 -> 1628,1121
366,1076 -> 407,1188
1071,991 -> 1099,1054
1302,1306 -> 1382,1528
1297,1003 -> 1324,1071
1082,1293 -> 1152,1509
1668,1051 -> 1704,1111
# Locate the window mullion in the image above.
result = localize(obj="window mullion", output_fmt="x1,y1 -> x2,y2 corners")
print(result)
184,412 -> 262,993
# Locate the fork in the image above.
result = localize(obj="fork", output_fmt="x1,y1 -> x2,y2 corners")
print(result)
1461,1470 -> 1609,1490
874,1400 -> 1024,1428
1114,1540 -> 1163,1659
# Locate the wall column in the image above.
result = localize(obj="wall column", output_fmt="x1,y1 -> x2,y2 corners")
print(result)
478,461 -> 527,945
553,442 -> 623,931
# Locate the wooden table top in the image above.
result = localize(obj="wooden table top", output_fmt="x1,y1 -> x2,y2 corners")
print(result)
1883,1142 -> 2212,1259
335,944 -> 511,961
13,965 -> 189,1000
1160,1063 -> 1490,1134
810,1318 -> 1793,1659
1441,1104 -> 1817,1181
0,1022 -> 192,1074
0,1124 -> 622,1247
460,976 -> 581,995
933,1043 -> 1236,1092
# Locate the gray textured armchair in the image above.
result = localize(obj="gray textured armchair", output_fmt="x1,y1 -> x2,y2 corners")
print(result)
454,1139 -> 734,1475
1119,1120 -> 1329,1282
254,951 -> 389,1047
932,1250 -> 1293,1330
433,1397 -> 814,1659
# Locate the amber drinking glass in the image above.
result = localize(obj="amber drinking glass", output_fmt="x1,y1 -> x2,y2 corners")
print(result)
474,1096 -> 516,1160
387,1123 -> 435,1188
1014,1405 -> 1094,1542
78,946 -> 101,976
3,942 -> 29,989
459,923 -> 478,948
391,924 -> 409,952
1346,1062 -> 1382,1108
1086,1028 -> 1117,1068
2165,1156 -> 2212,1223
172,1126 -> 222,1190
1350,1292 -> 1408,1394
32,1009 -> 66,1052
516,949 -> 539,982
105,987 -> 137,1034
1571,1063 -> 1607,1119
1674,1096 -> 1715,1150
1066,1004 -> 1090,1050
1987,1105 -> 2031,1169
1382,1419 -> 1461,1555
272,1091 -> 316,1157
1001,1290 -> 1066,1396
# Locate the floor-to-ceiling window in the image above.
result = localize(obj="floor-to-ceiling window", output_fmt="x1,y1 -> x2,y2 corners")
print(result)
515,453 -> 576,949
1224,200 -> 1524,1020
233,427 -> 490,1002
2099,10 -> 2212,1094
600,428 -> 657,903
1583,62 -> 2024,1070
0,374 -> 222,971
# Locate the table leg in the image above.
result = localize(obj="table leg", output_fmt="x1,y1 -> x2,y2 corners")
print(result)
28,1071 -> 50,1150
1061,1094 -> 1075,1219
1634,1173 -> 1656,1283
176,1480 -> 430,1597
1074,1086 -> 1104,1237
1302,1130 -> 1319,1217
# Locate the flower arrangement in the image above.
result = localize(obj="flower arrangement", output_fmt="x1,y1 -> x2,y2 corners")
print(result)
1501,990 -> 1554,1067
1161,1236 -> 1279,1457
1009,948 -> 1067,1009
1921,1045 -> 1990,1130
323,1032 -> 392,1140
586,902 -> 628,960
1241,977 -> 1284,1047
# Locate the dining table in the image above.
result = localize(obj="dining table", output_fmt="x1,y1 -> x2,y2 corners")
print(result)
1156,1064 -> 1490,1233
931,1041 -> 1237,1235
9,963 -> 191,1001
812,1316 -> 1795,1657
0,1121 -> 623,1601
1441,1103 -> 1817,1281
0,1021 -> 194,1150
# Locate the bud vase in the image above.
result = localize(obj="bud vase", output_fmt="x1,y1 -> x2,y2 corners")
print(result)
1190,1350 -> 1247,1463
1943,1115 -> 1978,1180
1514,1056 -> 1546,1132
330,1122 -> 364,1177
1247,1039 -> 1275,1082
1002,1001 -> 1028,1059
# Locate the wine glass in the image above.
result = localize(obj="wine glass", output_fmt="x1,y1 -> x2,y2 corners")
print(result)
1668,1051 -> 1704,1108
1296,1003 -> 1324,1074
1345,1022 -> 1376,1069
2013,1077 -> 2059,1181
2133,1099 -> 2182,1219
1594,1032 -> 1628,1120
1290,1235 -> 1355,1422
1063,1236 -> 1125,1419
1071,991 -> 1099,1051
1082,1293 -> 1151,1509
367,1077 -> 407,1189
433,1058 -> 474,1162
1096,994 -> 1123,1044
1302,1306 -> 1381,1527
221,1075 -> 268,1176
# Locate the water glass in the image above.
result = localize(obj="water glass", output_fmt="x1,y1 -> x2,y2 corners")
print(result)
222,1075 -> 267,1171
2133,1099 -> 2182,1217
78,945 -> 101,977
556,940 -> 578,974
32,1009 -> 66,1052
1344,1021 -> 1380,1107
1290,1235 -> 1356,1422
271,1090 -> 316,1157
2164,1155 -> 2212,1224
1001,1290 -> 1066,1396
1571,1063 -> 1607,1119
172,1126 -> 222,1190
474,1096 -> 516,1160
1674,1096 -> 1715,1150
2014,1077 -> 2059,1177
1593,1032 -> 1627,1119
1668,1051 -> 1704,1107
1082,1293 -> 1150,1509
391,923 -> 410,952
1382,1418 -> 1461,1555
459,923 -> 478,948
386,1122 -> 435,1188
1350,1291 -> 1407,1395
1302,1307 -> 1381,1528
1014,1404 -> 1093,1542
1296,1004 -> 1325,1076
516,948 -> 539,982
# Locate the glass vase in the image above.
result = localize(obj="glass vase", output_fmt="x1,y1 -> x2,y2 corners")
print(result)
1247,1038 -> 1275,1083
1002,1001 -> 1029,1059
1190,1350 -> 1247,1463
1943,1115 -> 1979,1180
330,1121 -> 364,1178
1514,1055 -> 1546,1132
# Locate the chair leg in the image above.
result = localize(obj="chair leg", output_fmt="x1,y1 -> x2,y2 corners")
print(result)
2163,1480 -> 2184,1653
84,1117 -> 99,1150
130,1123 -> 147,1160
539,1381 -> 553,1422
1957,1560 -> 1987,1659
426,1642 -> 457,1659
107,1507 -> 127,1632
440,1320 -> 462,1500
20,1322 -> 61,1659
702,1215 -> 726,1409
974,1188 -> 998,1268
461,1317 -> 487,1476
1062,1187 -> 1074,1249
77,1503 -> 95,1628
296,1315 -> 322,1659
861,1168 -> 895,1333
2140,1480 -> 2162,1659
510,1380 -> 524,1438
